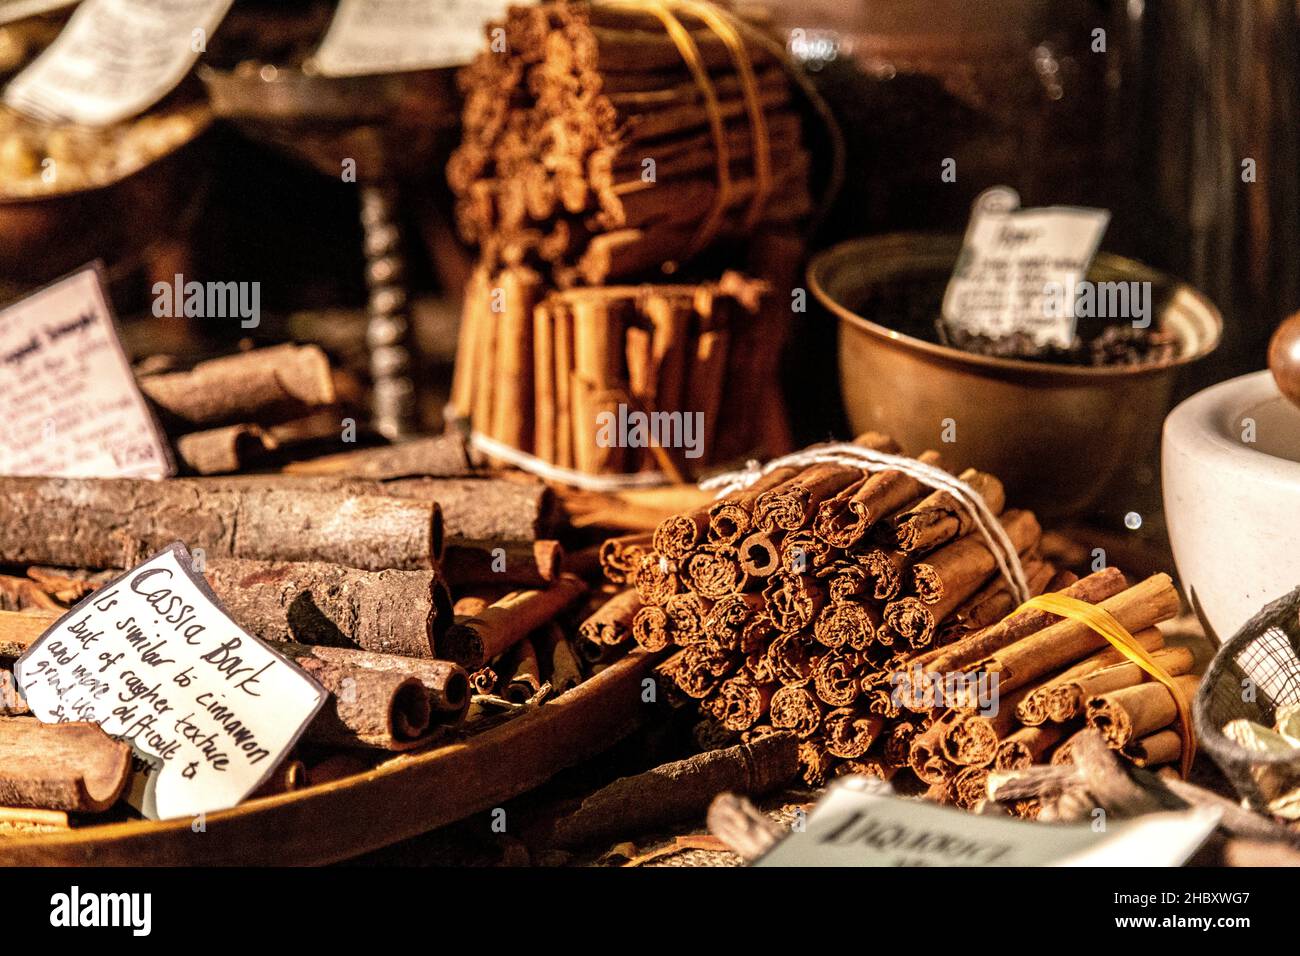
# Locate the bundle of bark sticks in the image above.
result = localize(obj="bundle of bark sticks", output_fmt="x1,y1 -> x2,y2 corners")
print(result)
594,433 -> 1198,807
450,268 -> 779,476
0,439 -> 638,819
448,1 -> 812,285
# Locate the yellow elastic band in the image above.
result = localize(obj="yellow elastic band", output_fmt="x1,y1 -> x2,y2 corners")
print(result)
1017,593 -> 1196,779
603,0 -> 774,257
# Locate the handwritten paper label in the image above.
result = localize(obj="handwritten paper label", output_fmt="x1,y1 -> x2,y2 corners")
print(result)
941,186 -> 1111,349
755,777 -> 1219,867
0,266 -> 173,478
14,544 -> 326,820
312,0 -> 520,77
3,0 -> 233,126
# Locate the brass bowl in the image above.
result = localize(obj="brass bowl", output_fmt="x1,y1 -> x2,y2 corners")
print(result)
809,233 -> 1223,520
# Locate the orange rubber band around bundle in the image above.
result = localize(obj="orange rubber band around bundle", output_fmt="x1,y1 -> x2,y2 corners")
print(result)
603,0 -> 774,257
1016,593 -> 1197,779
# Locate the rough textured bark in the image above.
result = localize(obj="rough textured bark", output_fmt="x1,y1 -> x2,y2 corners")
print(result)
282,433 -> 478,479
0,478 -> 443,571
206,559 -> 452,658
0,718 -> 131,812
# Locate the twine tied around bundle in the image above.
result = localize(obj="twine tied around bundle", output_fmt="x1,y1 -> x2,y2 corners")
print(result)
701,441 -> 1032,604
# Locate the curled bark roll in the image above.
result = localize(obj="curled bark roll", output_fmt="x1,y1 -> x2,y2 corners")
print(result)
963,574 -> 1182,699
1123,729 -> 1184,768
295,658 -> 432,750
674,645 -> 737,698
837,756 -> 896,780
713,675 -> 775,731
907,509 -> 1041,611
0,478 -> 444,572
754,463 -> 863,532
1085,674 -> 1200,748
503,640 -> 543,703
598,532 -> 653,585
763,572 -> 827,631
441,575 -> 589,669
888,468 -> 1006,554
814,450 -> 942,548
632,551 -> 679,605
798,740 -> 835,786
779,531 -> 829,574
814,602 -> 879,651
139,343 -> 335,427
443,540 -> 564,588
919,567 -> 1129,676
885,720 -> 921,767
770,686 -> 824,738
0,719 -> 131,813
813,649 -> 864,708
632,605 -> 672,651
938,712 -> 1003,768
579,588 -> 643,647
703,592 -> 766,654
281,433 -> 477,480
1044,644 -> 1192,724
665,591 -> 712,644
881,597 -> 935,649
949,767 -> 992,810
278,643 -> 469,717
175,423 -> 274,475
854,548 -> 904,601
379,476 -> 553,547
995,726 -> 1066,771
206,559 -> 453,658
537,623 -> 584,695
682,546 -> 747,599
766,631 -> 815,686
821,561 -> 869,602
909,714 -> 959,785
653,508 -> 710,560
936,557 -> 1054,645
1016,628 -> 1168,724
737,531 -> 782,577
823,708 -> 884,759
708,466 -> 800,544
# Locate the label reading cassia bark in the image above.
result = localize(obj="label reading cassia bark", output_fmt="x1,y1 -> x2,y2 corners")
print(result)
312,0 -> 520,77
14,544 -> 326,820
0,265 -> 174,479
3,0 -> 233,126
941,186 -> 1111,349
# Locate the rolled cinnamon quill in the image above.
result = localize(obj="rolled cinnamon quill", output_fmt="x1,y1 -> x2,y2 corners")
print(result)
708,466 -> 800,544
813,450 -> 942,548
814,601 -> 880,652
994,726 -> 1065,770
812,649 -> 864,708
769,686 -> 824,738
1041,642 -> 1190,724
1015,626 -> 1167,724
823,707 -> 884,759
598,532 -> 653,585
0,718 -> 131,813
753,463 -> 863,532
712,674 -> 775,731
294,659 -> 433,750
888,468 -> 1006,555
682,545 -> 747,599
441,575 -> 588,668
1084,674 -> 1199,748
1122,729 -> 1184,768
579,588 -> 643,647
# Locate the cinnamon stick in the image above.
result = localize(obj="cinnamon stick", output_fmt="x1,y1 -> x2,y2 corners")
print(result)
441,575 -> 588,669
1085,675 -> 1200,748
0,718 -> 131,813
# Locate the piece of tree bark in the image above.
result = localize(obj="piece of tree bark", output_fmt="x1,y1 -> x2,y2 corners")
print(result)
205,559 -> 453,658
138,344 -> 336,427
442,540 -> 564,588
0,718 -> 131,813
706,792 -> 785,862
282,433 -> 479,479
0,478 -> 443,571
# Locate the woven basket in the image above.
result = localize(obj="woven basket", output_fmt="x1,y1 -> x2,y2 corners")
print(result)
1194,585 -> 1300,810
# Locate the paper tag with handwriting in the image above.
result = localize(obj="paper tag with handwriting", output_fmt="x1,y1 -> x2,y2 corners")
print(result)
14,544 -> 326,820
755,777 -> 1219,867
941,186 -> 1110,349
3,0 -> 233,126
312,0 -> 517,77
0,265 -> 173,478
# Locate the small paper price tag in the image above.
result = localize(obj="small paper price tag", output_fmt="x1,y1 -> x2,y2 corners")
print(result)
3,0 -> 233,127
0,265 -> 174,478
755,777 -> 1220,867
941,186 -> 1111,349
14,544 -> 327,820
312,0 -> 518,77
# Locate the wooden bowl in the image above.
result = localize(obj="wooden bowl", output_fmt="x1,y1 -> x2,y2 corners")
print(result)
0,651 -> 657,865
808,233 -> 1222,520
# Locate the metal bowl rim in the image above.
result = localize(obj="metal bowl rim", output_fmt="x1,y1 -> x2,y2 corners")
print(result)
810,232 -> 1224,382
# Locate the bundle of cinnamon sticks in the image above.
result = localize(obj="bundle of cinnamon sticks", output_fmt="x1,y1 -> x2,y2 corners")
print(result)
450,267 -> 778,474
597,434 -> 1197,800
448,1 -> 812,285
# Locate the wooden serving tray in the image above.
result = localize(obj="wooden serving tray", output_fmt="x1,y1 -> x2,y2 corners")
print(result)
0,651 -> 657,866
